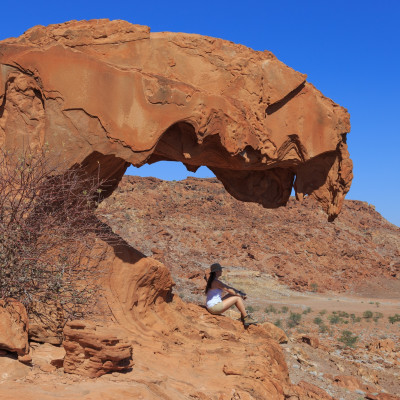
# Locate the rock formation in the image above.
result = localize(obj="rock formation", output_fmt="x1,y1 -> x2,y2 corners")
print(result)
0,19 -> 352,220
0,299 -> 29,358
86,237 -> 297,398
260,321 -> 289,343
63,320 -> 133,377
0,19 -> 356,399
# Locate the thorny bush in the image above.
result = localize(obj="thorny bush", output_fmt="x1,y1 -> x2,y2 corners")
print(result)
0,147 -> 116,323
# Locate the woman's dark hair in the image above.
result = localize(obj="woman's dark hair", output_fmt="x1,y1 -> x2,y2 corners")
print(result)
205,272 -> 217,294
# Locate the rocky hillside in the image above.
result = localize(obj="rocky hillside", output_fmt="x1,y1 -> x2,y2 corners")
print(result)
99,175 -> 400,301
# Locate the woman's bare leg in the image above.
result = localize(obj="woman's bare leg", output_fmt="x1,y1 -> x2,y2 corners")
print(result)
219,295 -> 246,317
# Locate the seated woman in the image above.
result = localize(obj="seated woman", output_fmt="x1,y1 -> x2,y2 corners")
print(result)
205,263 -> 257,326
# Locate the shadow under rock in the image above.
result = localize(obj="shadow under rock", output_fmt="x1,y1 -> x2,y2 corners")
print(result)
94,216 -> 146,264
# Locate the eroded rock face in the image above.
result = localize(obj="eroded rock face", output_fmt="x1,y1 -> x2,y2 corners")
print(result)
28,302 -> 65,345
0,19 -> 352,219
63,320 -> 133,378
0,299 -> 29,357
94,238 -> 334,399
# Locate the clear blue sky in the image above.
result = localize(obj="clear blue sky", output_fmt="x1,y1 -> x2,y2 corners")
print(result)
1,1 -> 399,226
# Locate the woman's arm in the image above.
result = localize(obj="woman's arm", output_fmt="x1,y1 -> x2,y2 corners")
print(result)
213,280 -> 246,298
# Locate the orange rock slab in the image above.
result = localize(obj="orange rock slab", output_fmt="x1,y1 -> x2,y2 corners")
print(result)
0,19 -> 352,219
0,299 -> 29,357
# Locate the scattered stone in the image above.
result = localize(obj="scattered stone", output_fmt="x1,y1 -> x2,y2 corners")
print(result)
293,346 -> 313,367
39,363 -> 56,373
222,364 -> 242,376
358,366 -> 379,384
17,354 -> 32,364
367,339 -> 396,354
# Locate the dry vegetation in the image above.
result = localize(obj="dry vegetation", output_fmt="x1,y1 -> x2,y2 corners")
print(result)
0,148 -> 112,321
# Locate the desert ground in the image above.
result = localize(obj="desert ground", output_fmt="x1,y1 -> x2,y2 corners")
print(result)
98,175 -> 400,399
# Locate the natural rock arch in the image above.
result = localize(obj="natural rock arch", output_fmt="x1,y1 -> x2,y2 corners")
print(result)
0,19 -> 355,399
0,19 -> 352,221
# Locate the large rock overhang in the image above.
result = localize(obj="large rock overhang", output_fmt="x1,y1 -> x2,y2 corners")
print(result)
0,19 -> 352,220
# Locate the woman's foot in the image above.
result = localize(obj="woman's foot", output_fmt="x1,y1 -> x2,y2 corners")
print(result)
241,314 -> 258,326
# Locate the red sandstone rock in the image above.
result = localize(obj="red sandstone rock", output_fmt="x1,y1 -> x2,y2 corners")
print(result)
0,19 -> 352,220
63,320 -> 133,378
259,321 -> 289,343
367,339 -> 396,353
0,299 -> 29,357
333,375 -> 375,392
301,335 -> 320,348
366,394 -> 400,400
294,381 -> 334,400
95,239 -> 291,399
17,354 -> 32,364
0,354 -> 31,381
0,19 -> 363,399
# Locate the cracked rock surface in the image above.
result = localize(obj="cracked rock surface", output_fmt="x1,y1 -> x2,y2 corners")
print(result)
0,19 -> 352,219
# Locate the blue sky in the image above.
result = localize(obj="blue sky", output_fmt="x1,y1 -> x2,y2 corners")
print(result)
1,1 -> 399,226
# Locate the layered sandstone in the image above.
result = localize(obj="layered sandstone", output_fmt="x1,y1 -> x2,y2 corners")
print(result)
63,320 -> 133,377
82,238 -> 301,398
0,19 -> 352,219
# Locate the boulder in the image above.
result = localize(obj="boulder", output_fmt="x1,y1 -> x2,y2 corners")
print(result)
30,342 -> 65,372
0,299 -> 29,357
63,320 -> 133,378
259,321 -> 289,343
300,334 -> 320,348
0,354 -> 31,382
99,240 -> 291,399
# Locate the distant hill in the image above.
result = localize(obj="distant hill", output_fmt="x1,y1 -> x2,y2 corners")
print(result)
98,176 -> 400,301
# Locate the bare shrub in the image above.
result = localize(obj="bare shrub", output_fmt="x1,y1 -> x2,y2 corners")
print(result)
0,147 -> 114,323
287,312 -> 302,328
338,330 -> 358,348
